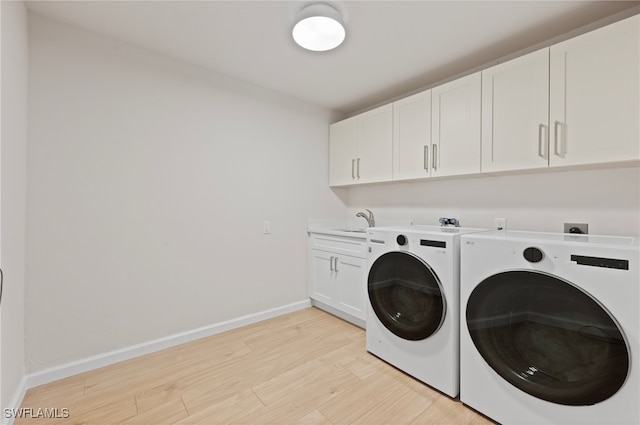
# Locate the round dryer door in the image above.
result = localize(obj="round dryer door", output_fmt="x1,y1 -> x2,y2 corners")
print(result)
368,251 -> 445,341
466,270 -> 630,406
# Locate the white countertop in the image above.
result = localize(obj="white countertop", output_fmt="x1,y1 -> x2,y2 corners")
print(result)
307,218 -> 413,239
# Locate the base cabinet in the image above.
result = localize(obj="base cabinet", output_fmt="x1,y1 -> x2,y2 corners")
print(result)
308,233 -> 367,325
308,250 -> 336,305
334,255 -> 367,319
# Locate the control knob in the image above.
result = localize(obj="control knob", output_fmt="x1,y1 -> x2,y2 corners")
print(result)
523,247 -> 544,263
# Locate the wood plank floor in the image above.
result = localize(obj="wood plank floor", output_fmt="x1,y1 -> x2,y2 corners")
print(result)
16,308 -> 495,425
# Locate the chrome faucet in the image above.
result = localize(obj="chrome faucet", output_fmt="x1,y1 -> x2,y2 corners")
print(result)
356,209 -> 375,227
439,217 -> 460,227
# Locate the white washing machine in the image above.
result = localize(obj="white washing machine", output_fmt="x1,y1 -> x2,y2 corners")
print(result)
460,230 -> 639,424
366,225 -> 489,397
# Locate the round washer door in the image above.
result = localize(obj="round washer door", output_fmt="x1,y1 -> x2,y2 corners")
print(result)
466,270 -> 630,406
368,251 -> 445,341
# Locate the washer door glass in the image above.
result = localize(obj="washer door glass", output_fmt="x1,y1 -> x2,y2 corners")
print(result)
466,270 -> 629,406
368,251 -> 445,341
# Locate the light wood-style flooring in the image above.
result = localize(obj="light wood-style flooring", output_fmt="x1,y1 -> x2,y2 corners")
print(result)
16,307 -> 495,425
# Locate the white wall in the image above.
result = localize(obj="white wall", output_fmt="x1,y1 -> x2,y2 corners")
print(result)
345,166 -> 640,236
24,7 -> 640,377
26,15 -> 346,372
1,0 -> 28,414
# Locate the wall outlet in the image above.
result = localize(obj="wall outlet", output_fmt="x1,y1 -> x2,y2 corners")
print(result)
262,221 -> 271,234
564,222 -> 588,234
494,218 -> 507,230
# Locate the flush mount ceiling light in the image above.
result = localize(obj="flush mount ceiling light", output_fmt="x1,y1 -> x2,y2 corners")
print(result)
292,3 -> 345,52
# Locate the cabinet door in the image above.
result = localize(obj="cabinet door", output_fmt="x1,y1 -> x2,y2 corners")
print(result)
335,255 -> 367,320
549,15 -> 639,167
431,72 -> 482,177
357,104 -> 393,184
308,250 -> 336,304
482,48 -> 550,172
393,90 -> 432,181
329,117 -> 358,186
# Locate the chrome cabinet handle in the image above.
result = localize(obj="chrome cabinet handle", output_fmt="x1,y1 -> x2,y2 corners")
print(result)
329,256 -> 334,271
432,144 -> 437,170
538,123 -> 546,159
423,145 -> 429,171
554,121 -> 562,157
334,257 -> 339,271
351,159 -> 355,179
356,158 -> 361,179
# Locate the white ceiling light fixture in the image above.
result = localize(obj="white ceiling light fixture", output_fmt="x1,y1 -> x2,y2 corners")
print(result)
292,3 -> 346,52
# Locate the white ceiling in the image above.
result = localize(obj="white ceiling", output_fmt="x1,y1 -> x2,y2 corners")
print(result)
25,0 -> 639,114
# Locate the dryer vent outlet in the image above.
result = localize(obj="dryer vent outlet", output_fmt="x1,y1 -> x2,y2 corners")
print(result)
564,223 -> 588,234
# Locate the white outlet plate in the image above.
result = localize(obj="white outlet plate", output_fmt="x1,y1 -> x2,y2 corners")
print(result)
494,218 -> 507,230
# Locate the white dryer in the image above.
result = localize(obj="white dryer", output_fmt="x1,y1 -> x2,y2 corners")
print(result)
460,230 -> 639,424
366,225 -> 488,397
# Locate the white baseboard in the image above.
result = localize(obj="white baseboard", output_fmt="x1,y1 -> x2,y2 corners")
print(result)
310,299 -> 366,329
3,376 -> 28,425
14,300 -> 310,405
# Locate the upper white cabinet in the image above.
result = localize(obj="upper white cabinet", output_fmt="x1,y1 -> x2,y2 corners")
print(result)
328,14 -> 639,186
329,116 -> 358,186
360,105 -> 393,183
393,75 -> 482,181
481,48 -> 550,173
549,14 -> 639,167
431,72 -> 482,177
392,90 -> 432,181
329,104 -> 393,186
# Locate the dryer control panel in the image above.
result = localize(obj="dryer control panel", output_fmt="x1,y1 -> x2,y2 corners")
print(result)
570,255 -> 629,270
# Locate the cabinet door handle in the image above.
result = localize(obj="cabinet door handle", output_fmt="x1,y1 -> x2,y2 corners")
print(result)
356,158 -> 361,179
432,144 -> 437,170
538,123 -> 546,159
329,256 -> 334,271
423,145 -> 429,171
351,159 -> 355,179
554,121 -> 562,157
334,257 -> 339,271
